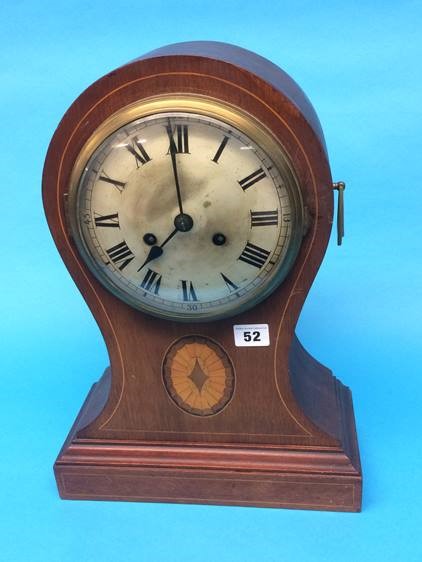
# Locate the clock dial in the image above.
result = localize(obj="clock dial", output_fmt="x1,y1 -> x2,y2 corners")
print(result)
70,110 -> 303,321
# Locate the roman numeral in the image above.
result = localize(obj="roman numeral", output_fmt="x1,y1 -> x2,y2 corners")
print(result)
98,172 -> 126,192
238,242 -> 270,269
212,135 -> 229,163
126,138 -> 151,166
238,168 -> 266,191
221,273 -> 238,292
181,280 -> 198,301
106,241 -> 134,270
250,210 -> 279,227
140,268 -> 161,294
167,125 -> 189,154
94,212 -> 119,228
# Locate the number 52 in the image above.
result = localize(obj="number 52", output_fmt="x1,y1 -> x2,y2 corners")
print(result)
243,331 -> 261,342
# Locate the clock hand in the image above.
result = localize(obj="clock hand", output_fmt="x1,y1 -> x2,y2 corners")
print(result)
166,120 -> 185,216
137,227 -> 178,271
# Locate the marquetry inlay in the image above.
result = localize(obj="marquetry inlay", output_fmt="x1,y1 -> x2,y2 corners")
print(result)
163,336 -> 234,416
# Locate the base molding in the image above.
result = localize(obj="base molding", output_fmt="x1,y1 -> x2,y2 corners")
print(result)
55,463 -> 361,511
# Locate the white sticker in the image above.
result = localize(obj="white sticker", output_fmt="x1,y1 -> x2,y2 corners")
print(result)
233,324 -> 270,347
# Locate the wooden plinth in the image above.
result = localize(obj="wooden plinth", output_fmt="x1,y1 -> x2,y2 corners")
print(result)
54,339 -> 362,512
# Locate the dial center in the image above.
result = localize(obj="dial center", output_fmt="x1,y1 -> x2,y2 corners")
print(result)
174,213 -> 194,232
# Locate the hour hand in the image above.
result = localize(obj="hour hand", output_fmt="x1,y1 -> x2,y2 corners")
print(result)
137,228 -> 178,271
137,245 -> 163,271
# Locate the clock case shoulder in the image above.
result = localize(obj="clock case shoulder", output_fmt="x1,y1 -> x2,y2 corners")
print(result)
43,42 -> 361,511
136,41 -> 327,154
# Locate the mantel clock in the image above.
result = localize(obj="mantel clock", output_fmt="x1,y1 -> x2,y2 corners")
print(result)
43,41 -> 362,511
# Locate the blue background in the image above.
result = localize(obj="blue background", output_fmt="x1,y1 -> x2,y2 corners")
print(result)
1,1 -> 421,560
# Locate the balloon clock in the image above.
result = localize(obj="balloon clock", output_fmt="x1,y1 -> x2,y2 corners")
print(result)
43,42 -> 361,511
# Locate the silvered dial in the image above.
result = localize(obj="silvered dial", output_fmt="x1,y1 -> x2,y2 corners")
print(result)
70,110 -> 303,321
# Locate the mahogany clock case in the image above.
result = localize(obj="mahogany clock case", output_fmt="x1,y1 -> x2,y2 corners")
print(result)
43,41 -> 362,511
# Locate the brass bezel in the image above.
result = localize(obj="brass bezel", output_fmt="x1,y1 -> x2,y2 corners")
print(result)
67,94 -> 304,322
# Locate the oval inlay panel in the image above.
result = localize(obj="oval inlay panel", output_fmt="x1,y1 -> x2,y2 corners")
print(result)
162,336 -> 235,416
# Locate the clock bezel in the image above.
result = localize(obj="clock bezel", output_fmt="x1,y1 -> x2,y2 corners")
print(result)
67,94 -> 305,322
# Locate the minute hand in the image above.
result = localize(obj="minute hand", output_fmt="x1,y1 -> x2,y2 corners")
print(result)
166,122 -> 185,215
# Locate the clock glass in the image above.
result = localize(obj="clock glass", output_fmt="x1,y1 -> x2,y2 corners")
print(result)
69,103 -> 304,321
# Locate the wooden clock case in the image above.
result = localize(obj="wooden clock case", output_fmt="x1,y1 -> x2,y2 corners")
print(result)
42,41 -> 362,511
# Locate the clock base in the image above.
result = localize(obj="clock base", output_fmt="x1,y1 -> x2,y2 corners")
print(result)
54,358 -> 362,511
